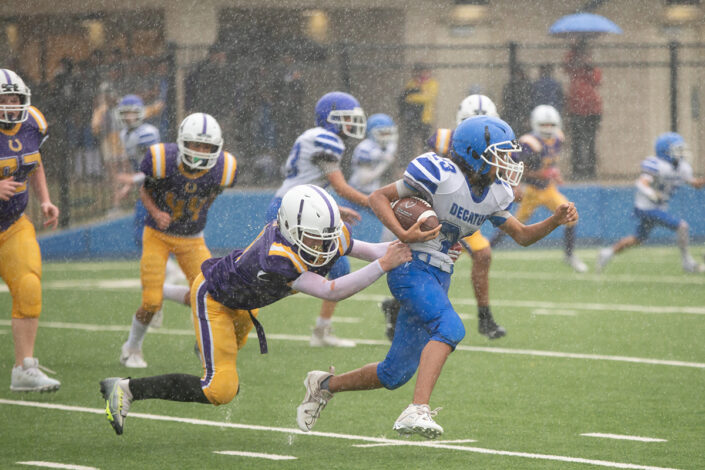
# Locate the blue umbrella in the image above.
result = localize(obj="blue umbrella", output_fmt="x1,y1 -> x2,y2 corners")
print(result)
549,13 -> 622,38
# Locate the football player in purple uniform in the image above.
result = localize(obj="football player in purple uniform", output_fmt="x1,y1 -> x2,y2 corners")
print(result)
117,112 -> 238,369
100,184 -> 412,436
0,69 -> 61,392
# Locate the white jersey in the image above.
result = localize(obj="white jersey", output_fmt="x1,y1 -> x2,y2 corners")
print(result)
275,127 -> 345,198
403,152 -> 514,264
349,138 -> 396,194
120,123 -> 160,172
634,156 -> 693,211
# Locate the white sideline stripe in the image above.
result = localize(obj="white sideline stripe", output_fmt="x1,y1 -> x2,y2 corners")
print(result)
354,438 -> 478,448
532,309 -> 578,316
0,400 -> 680,470
331,316 -> 361,324
213,451 -> 296,460
17,462 -> 98,470
0,320 -> 703,369
490,270 -> 705,286
582,433 -> 667,443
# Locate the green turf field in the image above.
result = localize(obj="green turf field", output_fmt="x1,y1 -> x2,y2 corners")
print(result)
1,246 -> 704,470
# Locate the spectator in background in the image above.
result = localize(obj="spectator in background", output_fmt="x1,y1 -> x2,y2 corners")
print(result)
275,54 -> 305,160
91,81 -> 123,214
501,64 -> 533,137
532,63 -> 563,112
563,40 -> 602,180
398,63 -> 438,161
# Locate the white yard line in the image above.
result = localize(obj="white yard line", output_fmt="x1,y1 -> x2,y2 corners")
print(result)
581,433 -> 667,443
0,400 -> 681,470
0,320 -> 701,369
17,462 -> 98,470
213,451 -> 296,460
489,270 -> 705,286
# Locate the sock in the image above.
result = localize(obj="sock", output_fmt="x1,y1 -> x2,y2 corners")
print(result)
163,283 -> 189,305
320,376 -> 331,391
565,226 -> 576,257
129,374 -> 210,403
477,305 -> 492,321
677,224 -> 690,259
316,317 -> 331,328
126,314 -> 149,351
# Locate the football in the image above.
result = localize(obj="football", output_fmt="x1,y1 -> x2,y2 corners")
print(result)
392,197 -> 439,231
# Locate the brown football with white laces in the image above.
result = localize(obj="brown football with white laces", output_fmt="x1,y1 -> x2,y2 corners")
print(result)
391,197 -> 439,232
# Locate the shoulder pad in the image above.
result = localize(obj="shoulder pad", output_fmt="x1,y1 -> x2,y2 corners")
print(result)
26,106 -> 48,135
220,151 -> 238,187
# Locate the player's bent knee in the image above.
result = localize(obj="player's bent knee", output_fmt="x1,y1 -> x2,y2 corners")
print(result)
15,272 -> 41,318
204,375 -> 240,406
436,314 -> 465,346
377,362 -> 416,390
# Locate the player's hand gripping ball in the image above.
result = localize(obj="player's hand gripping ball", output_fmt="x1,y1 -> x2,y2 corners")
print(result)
391,197 -> 439,232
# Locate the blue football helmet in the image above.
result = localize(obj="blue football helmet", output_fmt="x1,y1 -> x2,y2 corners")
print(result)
116,94 -> 145,129
654,132 -> 689,165
450,115 -> 523,186
366,113 -> 398,148
315,91 -> 366,139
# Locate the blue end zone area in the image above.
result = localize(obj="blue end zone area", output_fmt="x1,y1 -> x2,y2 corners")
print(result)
38,185 -> 705,261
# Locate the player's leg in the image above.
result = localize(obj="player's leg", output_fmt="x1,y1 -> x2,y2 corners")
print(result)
544,185 -> 587,272
597,209 -> 650,272
310,256 -> 356,347
168,236 -> 212,307
1,217 -> 60,392
121,227 -> 169,368
462,232 -> 506,339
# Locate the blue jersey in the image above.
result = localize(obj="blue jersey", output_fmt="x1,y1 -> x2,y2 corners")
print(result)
0,106 -> 48,232
201,222 -> 353,310
635,156 -> 694,211
120,123 -> 160,171
140,143 -> 238,236
349,137 -> 396,194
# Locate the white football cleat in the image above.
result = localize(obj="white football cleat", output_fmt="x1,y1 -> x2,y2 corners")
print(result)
310,325 -> 356,348
393,403 -> 444,439
683,256 -> 705,273
596,248 -> 613,273
565,255 -> 588,273
120,342 -> 147,368
296,370 -> 334,431
10,357 -> 61,393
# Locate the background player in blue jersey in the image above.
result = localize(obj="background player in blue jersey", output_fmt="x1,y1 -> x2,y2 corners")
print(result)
114,94 -> 185,328
597,132 -> 705,273
297,115 -> 578,439
99,184 -> 412,436
0,69 -> 61,392
117,112 -> 239,369
265,91 -> 370,348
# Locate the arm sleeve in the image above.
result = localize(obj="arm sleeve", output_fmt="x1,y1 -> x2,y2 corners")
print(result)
290,260 -> 385,301
349,239 -> 391,262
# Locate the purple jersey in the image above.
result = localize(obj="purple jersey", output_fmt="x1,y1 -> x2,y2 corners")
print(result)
140,143 -> 238,236
0,106 -> 48,232
201,222 -> 354,310
517,131 -> 563,189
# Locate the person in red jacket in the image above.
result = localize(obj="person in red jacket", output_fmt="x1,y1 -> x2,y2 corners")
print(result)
564,40 -> 602,180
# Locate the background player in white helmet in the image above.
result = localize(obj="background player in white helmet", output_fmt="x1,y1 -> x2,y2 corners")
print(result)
0,68 -> 61,392
489,104 -> 588,272
382,94 -> 508,341
265,91 -> 369,348
597,132 -> 705,273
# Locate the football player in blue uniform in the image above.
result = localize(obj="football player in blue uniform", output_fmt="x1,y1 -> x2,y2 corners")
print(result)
117,113 -> 238,368
597,132 -> 705,273
490,105 -> 588,272
266,91 -> 369,348
297,115 -> 578,439
99,184 -> 412,436
383,94 -> 509,341
0,69 -> 61,392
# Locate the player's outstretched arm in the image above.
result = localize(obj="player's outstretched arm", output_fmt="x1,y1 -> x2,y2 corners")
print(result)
327,170 -> 369,207
499,202 -> 578,247
291,241 -> 411,302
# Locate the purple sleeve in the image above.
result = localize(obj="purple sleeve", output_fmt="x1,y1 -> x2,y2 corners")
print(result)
140,149 -> 154,176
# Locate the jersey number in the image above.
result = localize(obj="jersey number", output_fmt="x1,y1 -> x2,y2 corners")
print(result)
165,192 -> 207,222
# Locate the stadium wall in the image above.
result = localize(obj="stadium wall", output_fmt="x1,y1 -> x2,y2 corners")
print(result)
38,185 -> 705,261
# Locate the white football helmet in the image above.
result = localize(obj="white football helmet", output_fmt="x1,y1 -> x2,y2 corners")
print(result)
177,113 -> 223,170
0,69 -> 31,124
277,184 -> 343,267
530,105 -> 561,139
456,94 -> 499,125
